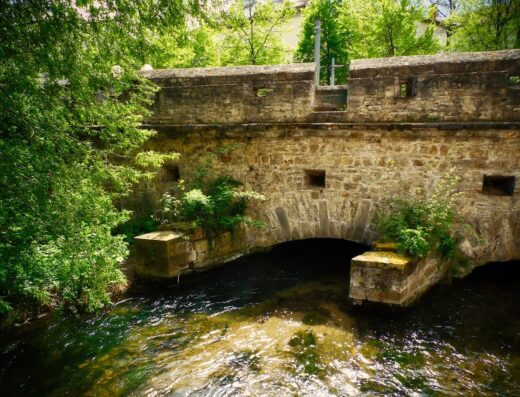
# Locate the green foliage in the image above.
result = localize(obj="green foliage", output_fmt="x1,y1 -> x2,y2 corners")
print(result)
180,176 -> 264,237
295,0 -> 350,84
397,228 -> 430,258
135,152 -> 180,169
219,0 -> 295,65
295,0 -> 440,83
119,216 -> 160,243
146,26 -> 220,68
0,1 -> 201,317
375,171 -> 462,259
160,148 -> 266,239
446,0 -> 520,51
343,0 -> 441,58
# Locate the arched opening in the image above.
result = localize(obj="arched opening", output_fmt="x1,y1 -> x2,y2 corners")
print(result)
267,238 -> 370,278
460,259 -> 520,288
180,238 -> 370,304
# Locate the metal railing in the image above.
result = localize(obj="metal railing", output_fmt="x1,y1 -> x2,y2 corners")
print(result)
314,19 -> 346,87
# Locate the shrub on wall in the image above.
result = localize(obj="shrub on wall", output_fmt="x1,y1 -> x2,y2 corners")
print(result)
374,170 -> 464,260
160,146 -> 266,239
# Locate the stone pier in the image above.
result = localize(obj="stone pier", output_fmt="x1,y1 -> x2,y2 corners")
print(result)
349,251 -> 445,306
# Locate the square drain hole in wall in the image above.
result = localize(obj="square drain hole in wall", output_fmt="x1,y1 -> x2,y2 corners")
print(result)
163,164 -> 180,182
305,169 -> 326,188
482,175 -> 515,196
398,77 -> 417,98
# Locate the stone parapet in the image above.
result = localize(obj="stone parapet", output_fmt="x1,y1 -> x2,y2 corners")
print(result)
344,50 -> 520,123
141,63 -> 315,125
142,50 -> 520,125
349,49 -> 520,78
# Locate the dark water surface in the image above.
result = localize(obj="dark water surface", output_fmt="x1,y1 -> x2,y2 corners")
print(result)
1,240 -> 519,396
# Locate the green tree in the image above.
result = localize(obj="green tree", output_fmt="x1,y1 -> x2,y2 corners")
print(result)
295,0 -> 350,84
447,0 -> 520,51
0,1 -> 193,319
143,26 -> 219,69
219,0 -> 295,65
344,0 -> 440,59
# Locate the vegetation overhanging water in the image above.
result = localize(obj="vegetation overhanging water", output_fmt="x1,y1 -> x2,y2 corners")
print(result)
0,239 -> 519,396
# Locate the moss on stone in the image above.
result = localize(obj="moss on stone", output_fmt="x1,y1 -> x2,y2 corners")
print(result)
352,251 -> 412,270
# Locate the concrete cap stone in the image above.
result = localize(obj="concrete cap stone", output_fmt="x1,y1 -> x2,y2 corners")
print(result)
134,230 -> 183,242
351,251 -> 412,270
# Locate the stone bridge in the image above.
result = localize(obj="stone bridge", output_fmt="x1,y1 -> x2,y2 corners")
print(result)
134,50 -> 520,291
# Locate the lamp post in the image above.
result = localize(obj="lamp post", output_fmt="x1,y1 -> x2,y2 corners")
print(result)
314,19 -> 321,87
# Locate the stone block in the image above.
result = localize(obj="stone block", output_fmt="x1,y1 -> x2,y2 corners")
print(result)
134,231 -> 190,279
349,251 -> 439,306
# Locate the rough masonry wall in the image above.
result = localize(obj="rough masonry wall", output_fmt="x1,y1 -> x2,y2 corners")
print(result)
140,64 -> 315,125
344,50 -> 520,122
147,124 -> 520,269
136,50 -> 520,274
141,50 -> 520,125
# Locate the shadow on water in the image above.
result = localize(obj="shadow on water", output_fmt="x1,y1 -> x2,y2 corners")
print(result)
126,238 -> 368,313
0,239 -> 519,397
352,260 -> 520,353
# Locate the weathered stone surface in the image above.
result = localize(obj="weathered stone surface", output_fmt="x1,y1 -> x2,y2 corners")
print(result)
131,50 -> 520,281
349,252 -> 444,306
342,50 -> 520,123
140,63 -> 315,125
351,251 -> 412,270
142,50 -> 520,125
134,228 -> 257,279
373,241 -> 398,251
134,231 -> 186,278
142,123 -> 519,270
314,86 -> 348,111
349,49 -> 520,77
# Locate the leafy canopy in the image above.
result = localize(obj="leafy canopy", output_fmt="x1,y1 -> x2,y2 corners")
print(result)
295,0 -> 350,84
219,0 -> 295,65
0,0 -> 197,316
446,0 -> 520,51
343,0 -> 440,59
295,0 -> 439,83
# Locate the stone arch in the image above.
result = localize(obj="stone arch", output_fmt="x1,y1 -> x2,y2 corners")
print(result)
259,196 -> 377,249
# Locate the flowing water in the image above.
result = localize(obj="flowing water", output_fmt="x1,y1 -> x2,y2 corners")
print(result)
1,239 -> 519,397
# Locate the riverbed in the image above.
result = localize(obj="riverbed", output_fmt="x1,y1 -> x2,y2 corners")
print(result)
1,239 -> 519,396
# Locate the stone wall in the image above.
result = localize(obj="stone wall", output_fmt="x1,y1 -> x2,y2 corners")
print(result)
134,50 -> 520,279
141,50 -> 520,125
349,252 -> 447,306
344,50 -> 520,122
134,228 -> 257,279
314,86 -> 348,111
146,123 -> 520,270
140,64 -> 315,125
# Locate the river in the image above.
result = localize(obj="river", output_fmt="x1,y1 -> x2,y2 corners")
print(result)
0,239 -> 519,396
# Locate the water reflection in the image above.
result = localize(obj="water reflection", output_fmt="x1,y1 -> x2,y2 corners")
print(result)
0,240 -> 519,396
